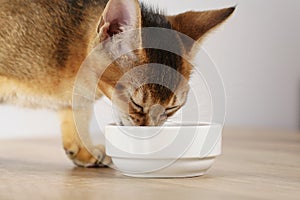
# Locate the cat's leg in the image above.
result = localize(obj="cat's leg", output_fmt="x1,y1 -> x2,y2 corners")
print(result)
58,108 -> 111,167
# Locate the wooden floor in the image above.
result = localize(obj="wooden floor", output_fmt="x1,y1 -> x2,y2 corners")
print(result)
0,128 -> 299,200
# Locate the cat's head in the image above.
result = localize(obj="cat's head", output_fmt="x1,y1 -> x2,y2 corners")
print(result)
96,0 -> 235,126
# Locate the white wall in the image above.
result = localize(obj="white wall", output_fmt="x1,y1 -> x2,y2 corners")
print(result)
0,0 -> 299,138
202,0 -> 300,130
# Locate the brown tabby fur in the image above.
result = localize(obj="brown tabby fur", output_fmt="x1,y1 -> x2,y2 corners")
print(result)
0,0 -> 234,167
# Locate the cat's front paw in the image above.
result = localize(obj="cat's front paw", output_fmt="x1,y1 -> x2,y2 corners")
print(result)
64,143 -> 112,168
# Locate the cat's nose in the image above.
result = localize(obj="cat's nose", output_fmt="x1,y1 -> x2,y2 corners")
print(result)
149,104 -> 166,126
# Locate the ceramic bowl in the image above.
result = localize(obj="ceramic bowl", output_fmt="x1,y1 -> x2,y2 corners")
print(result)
105,124 -> 222,178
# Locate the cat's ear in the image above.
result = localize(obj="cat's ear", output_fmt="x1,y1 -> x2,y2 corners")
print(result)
167,7 -> 235,53
96,0 -> 142,99
98,0 -> 141,41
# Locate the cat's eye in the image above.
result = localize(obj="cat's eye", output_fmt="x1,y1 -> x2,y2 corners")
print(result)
130,97 -> 143,112
165,106 -> 181,117
166,106 -> 180,111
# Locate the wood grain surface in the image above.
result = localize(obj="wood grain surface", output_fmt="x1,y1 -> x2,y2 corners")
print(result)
0,127 -> 299,200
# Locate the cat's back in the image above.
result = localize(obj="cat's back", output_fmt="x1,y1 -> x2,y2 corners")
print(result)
0,0 -> 107,80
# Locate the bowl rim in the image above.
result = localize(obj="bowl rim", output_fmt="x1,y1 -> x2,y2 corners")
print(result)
106,123 -> 223,129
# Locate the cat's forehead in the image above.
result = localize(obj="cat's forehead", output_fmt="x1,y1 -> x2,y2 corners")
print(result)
140,4 -> 184,73
133,84 -> 174,104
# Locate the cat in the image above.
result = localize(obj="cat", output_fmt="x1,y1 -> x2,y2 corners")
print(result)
0,0 -> 234,167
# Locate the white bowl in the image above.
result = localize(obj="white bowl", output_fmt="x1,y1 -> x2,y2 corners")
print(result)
105,124 -> 223,178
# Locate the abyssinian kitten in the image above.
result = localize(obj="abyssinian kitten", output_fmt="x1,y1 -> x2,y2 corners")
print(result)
0,0 -> 235,167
